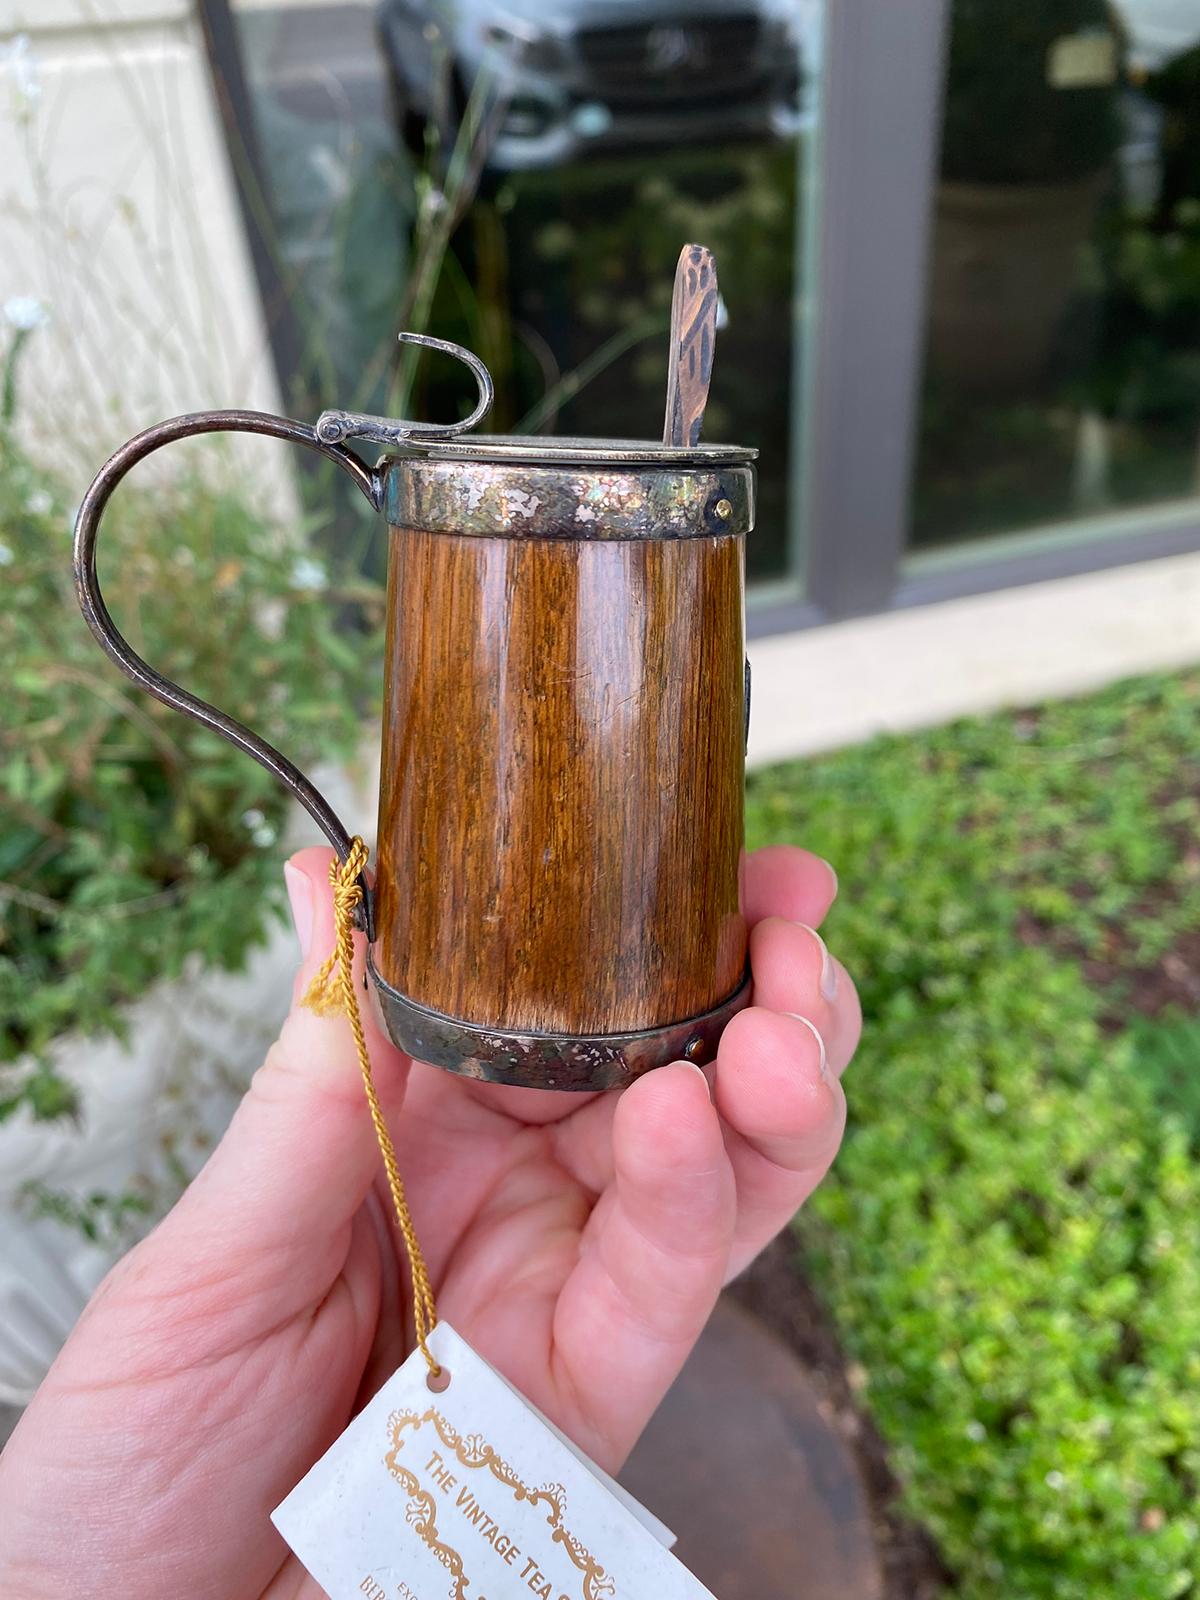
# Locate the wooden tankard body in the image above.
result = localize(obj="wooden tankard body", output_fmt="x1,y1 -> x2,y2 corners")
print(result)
368,436 -> 755,1087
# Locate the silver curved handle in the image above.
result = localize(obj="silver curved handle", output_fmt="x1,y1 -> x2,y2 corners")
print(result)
73,332 -> 497,940
72,409 -> 385,936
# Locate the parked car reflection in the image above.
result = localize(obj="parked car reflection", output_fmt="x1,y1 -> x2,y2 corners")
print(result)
376,0 -> 806,170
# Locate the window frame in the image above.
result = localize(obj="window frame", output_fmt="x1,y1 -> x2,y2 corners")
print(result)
756,0 -> 1200,640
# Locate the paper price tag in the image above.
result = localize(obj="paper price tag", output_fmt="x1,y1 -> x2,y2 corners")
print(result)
273,1322 -> 717,1600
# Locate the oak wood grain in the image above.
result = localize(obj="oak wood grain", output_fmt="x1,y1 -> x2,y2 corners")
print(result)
374,527 -> 747,1035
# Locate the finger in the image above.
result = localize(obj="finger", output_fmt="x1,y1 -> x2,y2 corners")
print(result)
747,917 -> 862,1076
711,1007 -> 846,1278
420,842 -> 843,1195
547,1091 -> 620,1197
743,844 -> 838,929
353,1186 -> 408,1408
122,848 -> 411,1327
549,1063 -> 735,1470
549,916 -> 861,1198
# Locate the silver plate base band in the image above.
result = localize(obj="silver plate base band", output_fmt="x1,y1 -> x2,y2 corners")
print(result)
366,958 -> 753,1092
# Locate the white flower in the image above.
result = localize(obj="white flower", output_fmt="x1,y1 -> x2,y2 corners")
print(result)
4,294 -> 48,332
0,543 -> 13,566
421,185 -> 449,221
25,488 -> 52,516
242,808 -> 277,847
2,35 -> 41,110
290,556 -> 327,591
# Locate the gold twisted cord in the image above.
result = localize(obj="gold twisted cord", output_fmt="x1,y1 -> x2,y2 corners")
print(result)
302,837 -> 440,1375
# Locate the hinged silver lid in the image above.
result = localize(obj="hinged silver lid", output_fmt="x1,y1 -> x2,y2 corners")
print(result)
316,333 -> 756,539
393,434 -> 758,468
313,334 -> 757,471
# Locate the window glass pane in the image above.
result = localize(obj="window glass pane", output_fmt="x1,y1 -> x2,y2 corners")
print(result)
909,0 -> 1200,554
222,0 -> 821,585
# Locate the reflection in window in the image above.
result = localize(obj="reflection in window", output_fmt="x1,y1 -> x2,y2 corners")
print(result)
912,0 -> 1200,551
223,0 -> 817,584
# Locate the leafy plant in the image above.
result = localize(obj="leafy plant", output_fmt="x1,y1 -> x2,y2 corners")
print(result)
1079,195 -> 1200,442
747,669 -> 1200,1599
1127,1011 -> 1200,1149
0,318 -> 383,1110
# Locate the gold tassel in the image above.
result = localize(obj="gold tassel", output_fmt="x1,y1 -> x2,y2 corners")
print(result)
303,838 -> 440,1374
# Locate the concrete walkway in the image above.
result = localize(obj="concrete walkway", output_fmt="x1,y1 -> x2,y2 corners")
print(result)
748,548 -> 1200,767
622,1299 -> 882,1600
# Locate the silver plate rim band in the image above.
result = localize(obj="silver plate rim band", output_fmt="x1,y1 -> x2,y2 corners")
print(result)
383,458 -> 755,541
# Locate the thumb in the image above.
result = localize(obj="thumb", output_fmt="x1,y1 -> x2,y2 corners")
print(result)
157,846 -> 411,1292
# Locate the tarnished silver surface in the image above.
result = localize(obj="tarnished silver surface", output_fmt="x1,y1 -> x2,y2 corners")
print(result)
390,434 -> 757,465
384,455 -> 755,541
315,332 -> 494,448
367,958 -> 753,1091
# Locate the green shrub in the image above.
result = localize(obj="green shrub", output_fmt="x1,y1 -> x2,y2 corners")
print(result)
746,671 -> 1200,1598
1127,1011 -> 1200,1150
0,332 -> 382,1107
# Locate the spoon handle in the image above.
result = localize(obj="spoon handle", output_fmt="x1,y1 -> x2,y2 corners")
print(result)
663,243 -> 719,448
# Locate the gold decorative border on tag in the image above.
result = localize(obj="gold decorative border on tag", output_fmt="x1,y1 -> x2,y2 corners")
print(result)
381,1420 -> 469,1600
384,1408 -> 617,1600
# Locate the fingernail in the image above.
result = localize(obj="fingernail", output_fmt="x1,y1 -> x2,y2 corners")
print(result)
786,1013 -> 830,1083
822,858 -> 839,900
679,1060 -> 714,1099
796,922 -> 838,1003
284,862 -> 314,959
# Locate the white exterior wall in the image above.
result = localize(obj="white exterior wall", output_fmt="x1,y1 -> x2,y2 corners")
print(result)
0,0 -> 285,484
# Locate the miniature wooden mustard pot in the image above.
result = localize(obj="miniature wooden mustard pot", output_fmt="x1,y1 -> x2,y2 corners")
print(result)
73,246 -> 755,1091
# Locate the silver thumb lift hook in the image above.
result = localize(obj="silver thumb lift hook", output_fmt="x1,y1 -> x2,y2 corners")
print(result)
314,331 -> 495,448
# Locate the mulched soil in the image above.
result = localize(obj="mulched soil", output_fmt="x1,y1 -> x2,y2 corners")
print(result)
730,1237 -> 953,1600
1017,787 -> 1200,1025
1017,898 -> 1200,1027
1084,923 -> 1200,1021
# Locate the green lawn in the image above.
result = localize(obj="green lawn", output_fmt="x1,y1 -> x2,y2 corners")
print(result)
745,669 -> 1200,1600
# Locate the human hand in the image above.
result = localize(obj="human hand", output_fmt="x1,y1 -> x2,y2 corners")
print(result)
0,843 -> 859,1600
